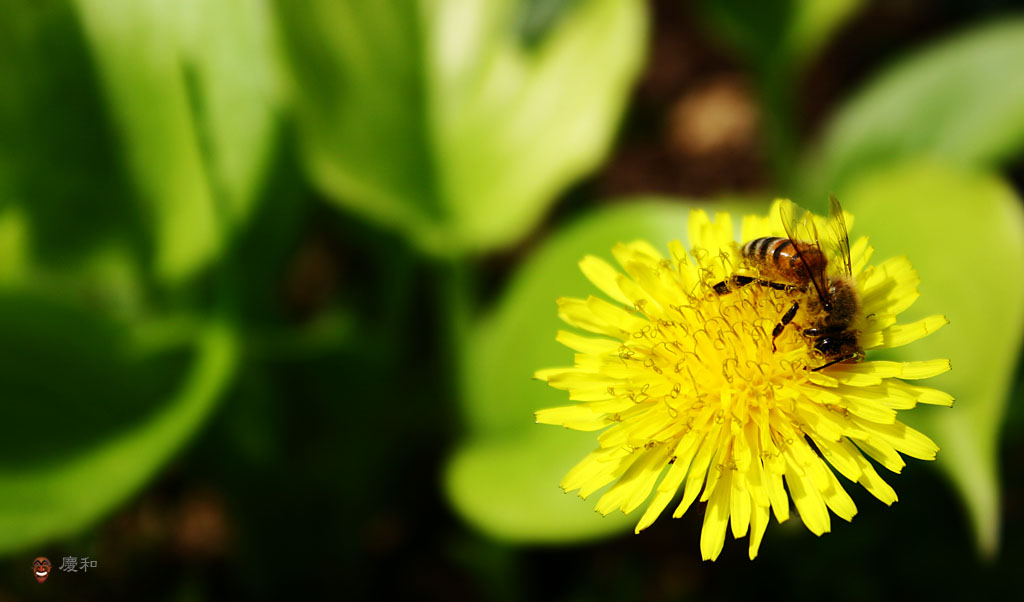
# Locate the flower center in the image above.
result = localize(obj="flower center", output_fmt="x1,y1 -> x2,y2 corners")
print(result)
623,261 -> 818,433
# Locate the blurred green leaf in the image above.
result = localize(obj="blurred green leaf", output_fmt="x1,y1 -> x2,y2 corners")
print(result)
841,161 -> 1024,557
448,199 -> 760,542
693,0 -> 865,185
695,0 -> 863,69
0,1 -> 141,266
73,0 -> 278,284
803,18 -> 1024,200
274,0 -> 646,256
0,299 -> 237,553
0,206 -> 30,285
786,0 -> 864,64
446,430 -> 634,543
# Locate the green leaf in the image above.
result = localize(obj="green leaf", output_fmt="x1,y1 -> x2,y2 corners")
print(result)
692,0 -> 865,185
695,0 -> 864,69
0,1 -> 140,267
274,0 -> 646,256
73,0 -> 278,284
446,429 -> 634,543
803,18 -> 1024,201
448,199 -> 760,542
0,298 -> 238,553
786,0 -> 865,66
840,161 -> 1024,557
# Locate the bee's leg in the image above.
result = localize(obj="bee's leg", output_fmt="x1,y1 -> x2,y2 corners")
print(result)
811,353 -> 858,372
809,333 -> 865,370
715,276 -> 803,296
712,275 -> 755,296
772,301 -> 799,352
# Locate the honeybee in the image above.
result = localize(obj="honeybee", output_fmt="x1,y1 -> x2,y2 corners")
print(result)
714,196 -> 864,371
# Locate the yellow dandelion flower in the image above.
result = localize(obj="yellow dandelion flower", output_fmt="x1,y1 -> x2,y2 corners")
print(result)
535,199 -> 951,561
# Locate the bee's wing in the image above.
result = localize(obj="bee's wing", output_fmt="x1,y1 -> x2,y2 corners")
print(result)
779,200 -> 830,304
826,194 -> 853,277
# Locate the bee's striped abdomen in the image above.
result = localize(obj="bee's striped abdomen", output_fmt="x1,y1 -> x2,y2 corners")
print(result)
740,237 -> 825,282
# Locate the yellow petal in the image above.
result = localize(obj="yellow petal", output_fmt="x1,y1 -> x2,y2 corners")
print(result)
808,371 -> 839,387
615,271 -> 664,316
635,435 -> 704,533
673,426 -> 720,518
796,402 -> 848,442
611,241 -> 663,274
545,370 -> 616,391
595,444 -> 672,515
699,427 -> 733,502
865,314 -> 949,349
586,296 -> 649,333
849,236 -> 873,276
534,405 -> 615,431
885,380 -> 954,407
748,502 -> 771,560
579,255 -> 632,305
700,470 -> 732,561
533,367 -> 567,382
730,471 -> 751,539
850,436 -> 906,474
829,359 -> 950,381
899,359 -> 952,379
843,438 -> 897,505
855,418 -> 939,461
629,260 -> 689,313
809,433 -> 863,483
557,297 -> 624,338
858,256 -> 920,316
819,464 -> 857,522
740,213 -> 773,242
741,423 -> 770,507
766,469 -> 789,523
687,210 -> 713,253
598,407 -> 672,448
784,455 -> 830,536
555,330 -> 621,355
563,446 -> 640,498
834,385 -> 898,424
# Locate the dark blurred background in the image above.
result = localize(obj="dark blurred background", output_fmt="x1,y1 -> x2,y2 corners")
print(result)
1,0 -> 1023,600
